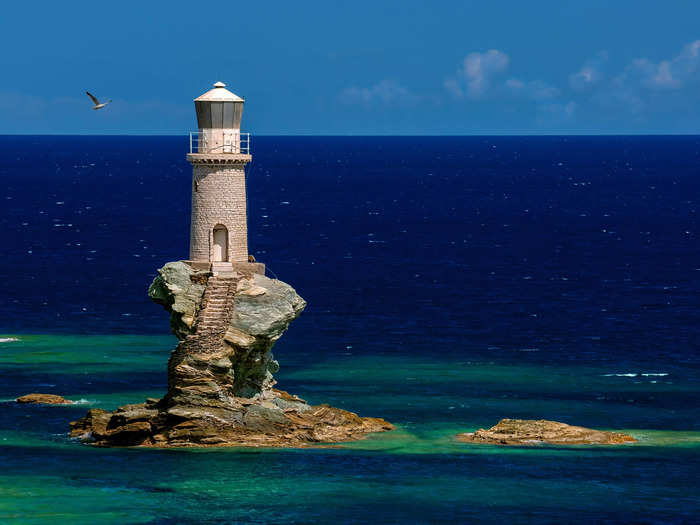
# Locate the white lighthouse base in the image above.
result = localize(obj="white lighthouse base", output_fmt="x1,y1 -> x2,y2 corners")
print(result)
212,262 -> 234,275
182,260 -> 266,277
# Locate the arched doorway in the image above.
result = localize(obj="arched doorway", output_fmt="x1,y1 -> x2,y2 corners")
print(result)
212,225 -> 228,262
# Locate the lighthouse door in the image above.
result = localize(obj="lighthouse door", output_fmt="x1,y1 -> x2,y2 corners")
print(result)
212,226 -> 228,262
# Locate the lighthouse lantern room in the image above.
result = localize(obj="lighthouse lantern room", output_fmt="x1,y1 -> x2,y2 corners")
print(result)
194,81 -> 246,154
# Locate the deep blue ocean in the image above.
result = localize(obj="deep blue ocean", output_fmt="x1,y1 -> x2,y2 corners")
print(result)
0,135 -> 699,523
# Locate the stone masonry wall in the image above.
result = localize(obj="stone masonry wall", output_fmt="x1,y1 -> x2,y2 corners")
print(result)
189,163 -> 248,263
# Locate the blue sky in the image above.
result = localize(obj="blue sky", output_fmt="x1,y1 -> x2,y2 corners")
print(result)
1,1 -> 699,135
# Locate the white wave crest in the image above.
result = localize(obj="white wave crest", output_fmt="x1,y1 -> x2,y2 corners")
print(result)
0,337 -> 19,343
70,399 -> 96,405
602,372 -> 669,378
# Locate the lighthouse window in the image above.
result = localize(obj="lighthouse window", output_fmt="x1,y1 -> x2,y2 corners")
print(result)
223,102 -> 234,128
193,179 -> 198,192
232,104 -> 242,128
211,102 -> 223,128
195,101 -> 211,128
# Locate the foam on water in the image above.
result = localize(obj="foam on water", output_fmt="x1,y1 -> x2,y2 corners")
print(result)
602,372 -> 670,377
70,398 -> 95,405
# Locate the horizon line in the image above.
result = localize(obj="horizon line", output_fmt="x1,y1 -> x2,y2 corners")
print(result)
1,132 -> 700,138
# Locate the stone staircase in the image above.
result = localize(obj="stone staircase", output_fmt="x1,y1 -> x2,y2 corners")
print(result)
165,274 -> 238,404
194,274 -> 239,340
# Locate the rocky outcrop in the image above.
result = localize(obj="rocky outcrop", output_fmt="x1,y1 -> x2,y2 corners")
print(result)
70,261 -> 393,447
457,419 -> 637,446
69,395 -> 392,448
147,261 -> 208,339
17,393 -> 72,404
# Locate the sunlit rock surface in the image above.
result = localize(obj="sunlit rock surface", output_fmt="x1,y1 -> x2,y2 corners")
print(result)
17,393 -> 72,405
457,419 -> 636,446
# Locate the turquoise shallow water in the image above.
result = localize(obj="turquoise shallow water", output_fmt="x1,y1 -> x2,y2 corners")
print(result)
1,335 -> 698,524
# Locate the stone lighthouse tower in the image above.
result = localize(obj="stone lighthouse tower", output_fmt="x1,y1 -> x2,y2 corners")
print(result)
186,81 -> 262,275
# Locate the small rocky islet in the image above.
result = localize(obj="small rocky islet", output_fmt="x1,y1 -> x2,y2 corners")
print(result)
16,393 -> 72,405
69,261 -> 393,448
457,418 -> 637,446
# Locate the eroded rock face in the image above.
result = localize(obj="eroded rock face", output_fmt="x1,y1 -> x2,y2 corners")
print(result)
162,266 -> 307,404
70,261 -> 393,447
457,419 -> 636,446
147,261 -> 208,339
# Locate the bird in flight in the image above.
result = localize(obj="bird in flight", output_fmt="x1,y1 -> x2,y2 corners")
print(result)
86,91 -> 111,110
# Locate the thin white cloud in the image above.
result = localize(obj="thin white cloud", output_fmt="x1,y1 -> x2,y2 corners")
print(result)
651,61 -> 678,88
445,49 -> 510,98
506,78 -> 560,100
0,91 -> 53,117
444,78 -> 463,99
541,101 -> 577,119
339,80 -> 416,105
598,39 -> 700,113
561,41 -> 700,118
0,91 -> 191,133
338,39 -> 700,128
643,39 -> 700,89
621,58 -> 681,90
616,40 -> 700,91
570,52 -> 608,91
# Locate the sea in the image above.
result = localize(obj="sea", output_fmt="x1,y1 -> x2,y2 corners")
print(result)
0,135 -> 699,524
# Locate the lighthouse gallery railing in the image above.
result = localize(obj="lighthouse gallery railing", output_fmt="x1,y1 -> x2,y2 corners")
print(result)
189,131 -> 250,154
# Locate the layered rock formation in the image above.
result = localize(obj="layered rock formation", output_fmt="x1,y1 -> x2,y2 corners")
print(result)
457,419 -> 636,445
70,262 -> 393,447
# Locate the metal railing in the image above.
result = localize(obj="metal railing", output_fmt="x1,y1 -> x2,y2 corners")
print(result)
189,131 -> 250,154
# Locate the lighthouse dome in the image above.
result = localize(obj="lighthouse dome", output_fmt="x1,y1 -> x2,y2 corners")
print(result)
194,81 -> 244,130
194,81 -> 244,103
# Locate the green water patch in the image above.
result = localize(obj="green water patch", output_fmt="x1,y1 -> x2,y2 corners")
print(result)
282,354 -> 689,394
0,474 -> 161,525
2,335 -> 699,452
1,441 -> 697,524
0,334 -> 174,375
278,354 -> 700,432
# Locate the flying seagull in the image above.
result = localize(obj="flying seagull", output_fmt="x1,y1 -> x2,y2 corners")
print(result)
86,91 -> 111,110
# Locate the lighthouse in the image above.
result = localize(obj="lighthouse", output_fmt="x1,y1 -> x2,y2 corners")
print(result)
186,81 -> 262,275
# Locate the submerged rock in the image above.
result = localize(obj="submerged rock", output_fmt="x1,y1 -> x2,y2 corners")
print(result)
457,419 -> 636,445
70,261 -> 393,448
17,393 -> 72,405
